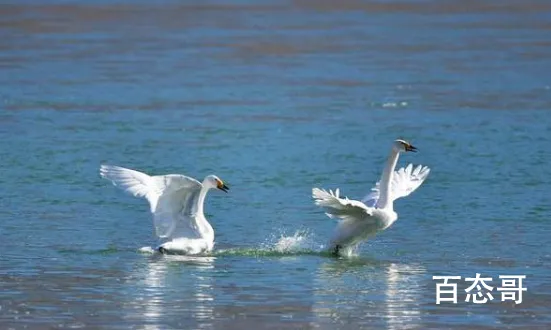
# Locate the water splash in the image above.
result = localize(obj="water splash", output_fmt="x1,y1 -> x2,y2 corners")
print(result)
135,229 -> 333,258
62,230 -> 332,258
138,246 -> 156,254
214,228 -> 330,257
266,228 -> 324,254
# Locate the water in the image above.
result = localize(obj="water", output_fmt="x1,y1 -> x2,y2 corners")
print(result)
1,1 -> 551,329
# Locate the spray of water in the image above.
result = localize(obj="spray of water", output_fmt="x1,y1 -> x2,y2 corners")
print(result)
138,228 -> 331,257
263,228 -> 325,254
139,246 -> 156,254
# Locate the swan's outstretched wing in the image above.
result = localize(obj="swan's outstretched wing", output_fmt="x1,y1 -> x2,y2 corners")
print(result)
312,188 -> 374,222
362,164 -> 430,206
100,165 -> 159,208
100,165 -> 202,238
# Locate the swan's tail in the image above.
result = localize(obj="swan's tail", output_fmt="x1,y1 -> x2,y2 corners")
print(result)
99,165 -> 159,211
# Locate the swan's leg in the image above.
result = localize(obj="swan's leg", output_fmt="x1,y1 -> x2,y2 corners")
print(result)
332,244 -> 342,257
158,246 -> 168,254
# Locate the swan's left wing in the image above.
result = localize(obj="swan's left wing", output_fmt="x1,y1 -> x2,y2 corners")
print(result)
362,164 -> 430,206
312,188 -> 374,222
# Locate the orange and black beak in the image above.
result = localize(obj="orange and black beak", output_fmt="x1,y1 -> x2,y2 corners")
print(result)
405,144 -> 418,152
216,180 -> 230,193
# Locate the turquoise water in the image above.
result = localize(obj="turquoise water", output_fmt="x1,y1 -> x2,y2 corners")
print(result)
1,1 -> 551,329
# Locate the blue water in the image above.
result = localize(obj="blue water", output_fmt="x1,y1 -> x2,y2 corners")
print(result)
1,1 -> 551,329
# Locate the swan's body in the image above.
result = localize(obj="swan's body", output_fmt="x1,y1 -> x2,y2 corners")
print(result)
312,139 -> 430,257
100,165 -> 229,255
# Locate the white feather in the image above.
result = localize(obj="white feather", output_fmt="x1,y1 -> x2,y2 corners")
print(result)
362,163 -> 430,206
312,188 -> 374,222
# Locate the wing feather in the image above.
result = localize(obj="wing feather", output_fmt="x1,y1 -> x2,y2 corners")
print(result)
100,165 -> 158,207
312,188 -> 374,222
361,164 -> 430,206
153,183 -> 202,239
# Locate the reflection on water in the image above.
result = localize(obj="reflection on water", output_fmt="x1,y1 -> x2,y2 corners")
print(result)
124,255 -> 215,329
385,263 -> 424,330
313,258 -> 425,328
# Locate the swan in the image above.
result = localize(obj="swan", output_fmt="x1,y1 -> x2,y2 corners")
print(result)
99,165 -> 229,255
312,139 -> 430,257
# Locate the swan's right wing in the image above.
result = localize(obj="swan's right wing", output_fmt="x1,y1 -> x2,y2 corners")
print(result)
312,188 -> 374,222
362,164 -> 430,205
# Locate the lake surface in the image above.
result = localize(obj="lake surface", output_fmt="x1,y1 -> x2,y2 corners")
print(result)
1,0 -> 551,329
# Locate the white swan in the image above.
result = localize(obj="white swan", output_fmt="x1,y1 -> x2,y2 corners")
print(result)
99,165 -> 229,255
312,139 -> 430,257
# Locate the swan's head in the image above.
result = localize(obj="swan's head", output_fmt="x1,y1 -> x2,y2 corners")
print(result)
204,175 -> 230,193
394,139 -> 417,153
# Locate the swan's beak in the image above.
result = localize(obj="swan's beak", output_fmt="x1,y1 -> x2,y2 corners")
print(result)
217,181 -> 230,193
405,144 -> 418,152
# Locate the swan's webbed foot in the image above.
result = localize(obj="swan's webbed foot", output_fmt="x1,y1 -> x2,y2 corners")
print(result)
158,246 -> 168,254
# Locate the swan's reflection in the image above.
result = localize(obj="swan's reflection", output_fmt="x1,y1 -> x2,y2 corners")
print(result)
313,258 -> 424,329
384,262 -> 423,330
127,254 -> 216,329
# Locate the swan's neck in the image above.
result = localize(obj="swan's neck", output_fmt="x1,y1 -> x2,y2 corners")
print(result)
377,148 -> 400,210
196,186 -> 208,216
194,185 -> 214,240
